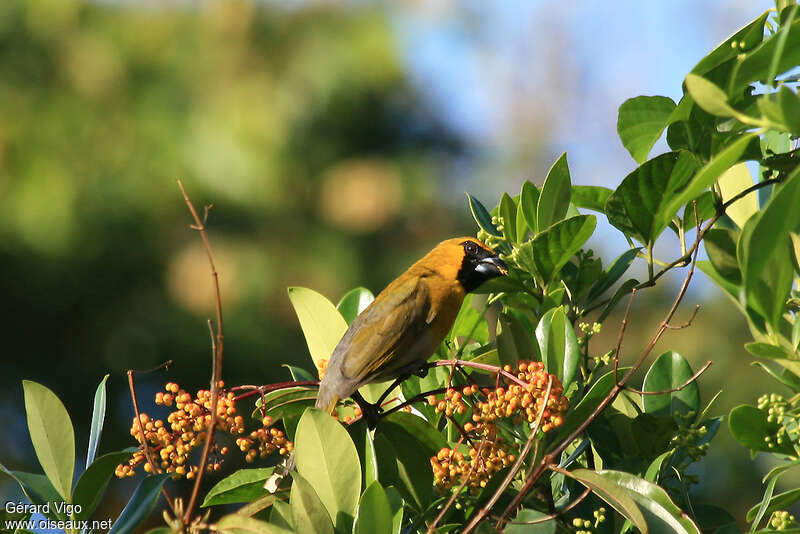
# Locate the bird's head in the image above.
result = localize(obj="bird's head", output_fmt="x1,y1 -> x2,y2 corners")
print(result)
424,237 -> 508,293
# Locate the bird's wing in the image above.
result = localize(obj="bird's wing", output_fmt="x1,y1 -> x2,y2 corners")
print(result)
340,274 -> 430,382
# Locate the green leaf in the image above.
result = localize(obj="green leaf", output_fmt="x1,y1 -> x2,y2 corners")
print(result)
354,482 -> 392,534
294,408 -> 361,529
596,470 -> 702,534
201,468 -> 274,507
86,374 -> 109,468
467,193 -> 502,237
536,307 -> 580,390
287,287 -> 348,371
520,181 -> 540,234
691,11 -> 769,75
571,185 -> 613,213
373,425 -> 432,513
22,380 -> 75,503
549,368 -> 631,446
108,474 -> 171,534
778,85 -> 800,135
704,229 -> 742,284
597,279 -> 639,322
290,473 -> 335,534
718,163 -> 757,229
518,215 -> 596,286
739,166 -> 800,328
496,312 -> 539,368
282,364 -> 317,382
560,469 -> 647,533
0,463 -> 67,522
586,248 -> 640,304
750,361 -> 800,393
256,386 -> 318,435
348,420 -> 379,488
499,193 -> 519,243
515,197 -> 531,240
382,412 -> 447,458
729,404 -> 795,454
661,133 -> 756,231
744,342 -> 796,360
605,151 -> 698,245
216,514 -> 293,534
645,451 -> 674,483
731,17 -> 800,94
641,351 -> 700,418
746,488 -> 800,523
239,493 -> 285,518
73,451 -> 133,521
270,499 -> 293,530
617,96 -> 677,163
449,293 -> 489,345
684,74 -> 739,118
336,287 -> 374,325
537,153 -> 572,230
505,509 -> 556,534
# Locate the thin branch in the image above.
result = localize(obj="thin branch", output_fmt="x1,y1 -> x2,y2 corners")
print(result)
178,180 -> 225,525
127,369 -> 174,510
432,359 -> 529,388
490,487 -> 592,526
626,360 -> 712,395
231,381 -> 319,402
664,304 -> 701,329
613,288 -> 637,384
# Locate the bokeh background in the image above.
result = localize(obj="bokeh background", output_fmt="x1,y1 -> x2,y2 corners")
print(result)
1,0 -> 792,527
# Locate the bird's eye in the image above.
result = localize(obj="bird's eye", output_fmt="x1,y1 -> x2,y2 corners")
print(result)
465,242 -> 478,255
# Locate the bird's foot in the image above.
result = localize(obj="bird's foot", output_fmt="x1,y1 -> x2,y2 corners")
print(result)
352,391 -> 382,429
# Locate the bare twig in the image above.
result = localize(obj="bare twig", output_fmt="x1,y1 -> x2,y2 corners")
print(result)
613,288 -> 637,384
665,304 -> 701,329
178,180 -> 225,525
626,360 -> 712,395
490,486 -> 592,526
432,359 -> 529,388
127,369 -> 174,509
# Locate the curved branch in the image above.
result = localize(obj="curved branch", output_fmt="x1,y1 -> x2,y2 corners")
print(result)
626,360 -> 712,395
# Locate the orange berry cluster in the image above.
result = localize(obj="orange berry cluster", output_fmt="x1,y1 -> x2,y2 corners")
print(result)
427,361 -> 568,492
115,381 -> 291,479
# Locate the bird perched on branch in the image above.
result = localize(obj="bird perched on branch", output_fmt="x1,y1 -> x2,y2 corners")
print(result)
266,237 -> 507,491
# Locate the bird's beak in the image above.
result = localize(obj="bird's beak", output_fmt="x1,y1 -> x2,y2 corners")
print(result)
476,256 -> 508,277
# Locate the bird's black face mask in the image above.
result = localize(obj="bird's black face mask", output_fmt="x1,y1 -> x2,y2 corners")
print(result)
457,240 -> 508,293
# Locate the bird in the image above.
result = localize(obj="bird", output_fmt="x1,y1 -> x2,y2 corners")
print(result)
266,237 -> 507,491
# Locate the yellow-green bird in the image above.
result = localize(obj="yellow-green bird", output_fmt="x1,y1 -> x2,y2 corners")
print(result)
315,237 -> 508,419
267,237 -> 506,491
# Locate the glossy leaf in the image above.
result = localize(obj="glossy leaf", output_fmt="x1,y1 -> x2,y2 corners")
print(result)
661,133 -> 756,234
642,351 -> 700,418
536,307 -> 580,389
354,482 -> 393,534
499,192 -> 519,243
73,451 -> 133,521
537,152 -> 572,230
22,380 -> 75,502
519,215 -> 596,286
348,420 -> 379,487
505,509 -> 556,534
586,248 -> 640,304
684,74 -> 738,118
738,166 -> 800,328
216,514 -> 293,534
729,405 -> 795,454
336,287 -> 374,325
373,425 -> 432,513
605,151 -> 697,245
597,470 -> 702,534
383,412 -> 447,457
0,463 -> 66,522
704,229 -> 742,284
290,473 -> 335,534
778,85 -> 800,135
201,468 -> 274,507
294,408 -> 361,528
270,500 -> 293,530
571,185 -> 613,213
496,312 -> 539,367
515,197 -> 530,240
597,279 -> 639,322
108,474 -> 171,534
731,15 -> 800,93
467,193 -> 502,237
287,287 -> 348,370
746,488 -> 800,523
86,374 -> 109,468
617,96 -> 677,163
520,181 -> 540,234
386,486 -> 404,534
691,11 -> 769,75
718,163 -> 757,228
560,469 -> 647,532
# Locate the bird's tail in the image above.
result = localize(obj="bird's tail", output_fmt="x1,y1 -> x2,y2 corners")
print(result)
265,386 -> 339,493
